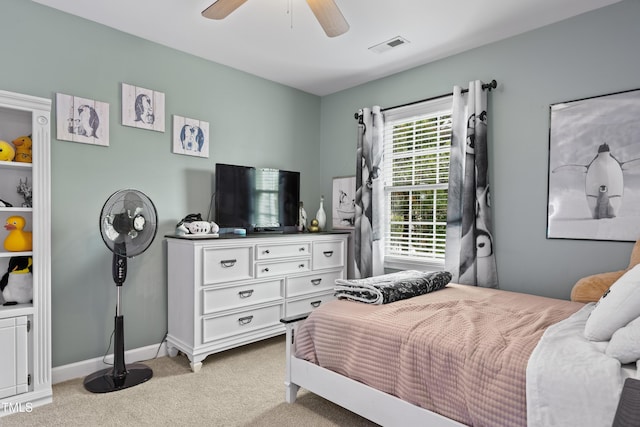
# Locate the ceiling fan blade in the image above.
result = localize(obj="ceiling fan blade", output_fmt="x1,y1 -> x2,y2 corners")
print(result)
202,0 -> 248,20
306,0 -> 349,37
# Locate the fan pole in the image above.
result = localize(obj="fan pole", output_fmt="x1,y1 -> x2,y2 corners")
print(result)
83,254 -> 153,393
112,287 -> 127,382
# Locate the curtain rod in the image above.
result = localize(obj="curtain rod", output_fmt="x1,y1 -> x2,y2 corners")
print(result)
353,79 -> 497,119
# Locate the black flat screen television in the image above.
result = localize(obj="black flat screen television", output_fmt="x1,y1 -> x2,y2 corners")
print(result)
214,163 -> 300,233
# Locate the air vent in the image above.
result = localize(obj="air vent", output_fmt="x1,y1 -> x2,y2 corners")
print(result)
369,36 -> 410,54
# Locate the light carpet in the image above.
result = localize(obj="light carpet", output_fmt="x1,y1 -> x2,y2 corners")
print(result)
1,336 -> 378,426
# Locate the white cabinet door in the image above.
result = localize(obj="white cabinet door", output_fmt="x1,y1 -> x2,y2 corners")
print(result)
0,317 -> 28,399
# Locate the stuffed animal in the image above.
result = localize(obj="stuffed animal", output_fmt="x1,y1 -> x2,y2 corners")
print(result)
571,239 -> 640,303
0,256 -> 32,305
0,140 -> 15,162
12,135 -> 32,163
4,215 -> 32,252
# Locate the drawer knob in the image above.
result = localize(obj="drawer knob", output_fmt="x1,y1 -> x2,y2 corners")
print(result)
220,259 -> 237,268
299,247 -> 306,252
311,278 -> 322,286
262,267 -> 270,273
299,264 -> 305,268
323,251 -> 334,257
310,301 -> 322,308
238,315 -> 254,325
263,249 -> 270,254
238,290 -> 254,299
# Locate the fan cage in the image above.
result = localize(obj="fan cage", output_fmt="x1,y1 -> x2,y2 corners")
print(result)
100,189 -> 158,258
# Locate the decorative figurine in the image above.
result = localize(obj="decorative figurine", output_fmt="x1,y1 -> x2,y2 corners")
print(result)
298,201 -> 307,232
17,178 -> 32,208
308,218 -> 320,233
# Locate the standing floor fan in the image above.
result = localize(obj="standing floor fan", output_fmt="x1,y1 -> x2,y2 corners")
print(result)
84,189 -> 158,393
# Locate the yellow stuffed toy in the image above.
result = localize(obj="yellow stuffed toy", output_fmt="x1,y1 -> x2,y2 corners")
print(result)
3,215 -> 32,252
0,140 -> 15,162
12,135 -> 32,163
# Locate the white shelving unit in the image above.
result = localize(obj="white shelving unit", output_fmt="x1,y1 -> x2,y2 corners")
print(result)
0,90 -> 51,415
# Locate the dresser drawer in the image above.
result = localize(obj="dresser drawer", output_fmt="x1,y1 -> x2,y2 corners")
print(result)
202,279 -> 283,314
312,240 -> 345,270
256,242 -> 310,260
203,246 -> 253,284
202,304 -> 282,343
286,270 -> 343,297
256,259 -> 310,278
285,293 -> 336,318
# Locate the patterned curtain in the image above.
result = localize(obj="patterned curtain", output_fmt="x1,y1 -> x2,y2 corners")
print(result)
445,81 -> 498,287
354,106 -> 385,279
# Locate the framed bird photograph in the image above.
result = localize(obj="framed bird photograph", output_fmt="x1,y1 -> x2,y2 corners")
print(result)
56,93 -> 109,146
121,83 -> 165,132
332,176 -> 356,229
547,87 -> 640,241
172,115 -> 209,158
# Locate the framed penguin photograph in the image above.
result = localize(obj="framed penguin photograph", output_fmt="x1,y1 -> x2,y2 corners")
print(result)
172,115 -> 209,158
121,83 -> 165,132
547,88 -> 640,241
56,93 -> 109,146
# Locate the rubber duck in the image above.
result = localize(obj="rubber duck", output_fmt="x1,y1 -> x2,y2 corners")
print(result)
12,135 -> 32,163
4,216 -> 32,252
0,140 -> 15,162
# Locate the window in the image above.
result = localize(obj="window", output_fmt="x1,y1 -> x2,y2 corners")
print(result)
383,96 -> 452,271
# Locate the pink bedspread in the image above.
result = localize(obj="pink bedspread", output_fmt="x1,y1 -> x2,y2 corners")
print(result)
294,284 -> 583,426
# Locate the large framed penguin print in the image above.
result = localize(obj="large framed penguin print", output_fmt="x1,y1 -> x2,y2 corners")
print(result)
547,88 -> 640,241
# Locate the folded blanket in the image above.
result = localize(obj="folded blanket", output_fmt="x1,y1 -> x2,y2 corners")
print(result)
334,270 -> 452,304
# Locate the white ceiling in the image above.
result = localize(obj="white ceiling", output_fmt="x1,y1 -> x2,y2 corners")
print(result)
32,0 -> 622,96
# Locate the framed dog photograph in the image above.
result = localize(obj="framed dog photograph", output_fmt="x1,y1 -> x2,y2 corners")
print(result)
56,93 -> 109,146
172,115 -> 210,158
121,83 -> 165,132
332,176 -> 356,229
547,88 -> 640,241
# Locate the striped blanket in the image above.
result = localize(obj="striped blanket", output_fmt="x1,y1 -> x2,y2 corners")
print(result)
296,284 -> 583,426
334,270 -> 452,304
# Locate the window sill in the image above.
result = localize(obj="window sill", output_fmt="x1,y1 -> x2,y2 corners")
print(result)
384,257 -> 445,273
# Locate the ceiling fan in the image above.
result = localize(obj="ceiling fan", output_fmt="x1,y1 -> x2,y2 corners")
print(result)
202,0 -> 349,38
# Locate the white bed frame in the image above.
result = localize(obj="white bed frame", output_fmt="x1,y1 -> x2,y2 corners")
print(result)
282,317 -> 465,427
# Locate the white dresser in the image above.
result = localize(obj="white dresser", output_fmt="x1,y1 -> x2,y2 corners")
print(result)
166,232 -> 349,372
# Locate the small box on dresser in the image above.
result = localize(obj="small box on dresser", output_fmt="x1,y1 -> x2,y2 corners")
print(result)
165,232 -> 349,372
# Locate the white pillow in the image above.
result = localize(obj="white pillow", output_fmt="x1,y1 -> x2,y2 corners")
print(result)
584,264 -> 640,341
606,317 -> 640,364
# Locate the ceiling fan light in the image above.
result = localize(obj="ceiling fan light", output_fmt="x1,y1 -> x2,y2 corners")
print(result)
306,0 -> 349,37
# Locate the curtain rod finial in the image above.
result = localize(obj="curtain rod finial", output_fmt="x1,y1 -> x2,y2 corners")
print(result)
485,80 -> 498,91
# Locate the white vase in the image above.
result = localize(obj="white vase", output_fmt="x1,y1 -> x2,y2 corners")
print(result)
316,196 -> 326,231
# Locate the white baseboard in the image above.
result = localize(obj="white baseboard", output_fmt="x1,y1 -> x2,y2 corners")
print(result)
52,342 -> 168,385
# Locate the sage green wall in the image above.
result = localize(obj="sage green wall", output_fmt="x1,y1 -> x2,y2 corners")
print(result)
2,0 -> 321,367
319,0 -> 640,300
4,0 -> 639,369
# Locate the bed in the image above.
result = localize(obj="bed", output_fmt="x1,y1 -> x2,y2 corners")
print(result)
281,277 -> 640,427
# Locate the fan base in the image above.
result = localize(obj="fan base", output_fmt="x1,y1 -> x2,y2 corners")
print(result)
83,363 -> 153,393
